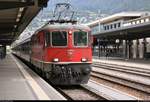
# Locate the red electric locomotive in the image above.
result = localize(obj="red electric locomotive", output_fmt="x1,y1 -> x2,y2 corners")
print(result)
12,20 -> 93,85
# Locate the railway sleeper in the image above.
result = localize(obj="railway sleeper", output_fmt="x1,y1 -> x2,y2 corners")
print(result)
91,72 -> 150,94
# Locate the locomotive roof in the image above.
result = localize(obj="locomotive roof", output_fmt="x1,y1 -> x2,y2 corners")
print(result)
11,23 -> 91,48
40,23 -> 91,31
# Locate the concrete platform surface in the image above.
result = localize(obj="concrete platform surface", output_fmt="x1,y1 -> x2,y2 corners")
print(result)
93,57 -> 150,69
0,54 -> 66,100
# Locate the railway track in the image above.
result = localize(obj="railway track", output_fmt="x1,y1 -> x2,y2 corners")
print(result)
93,62 -> 150,77
54,79 -> 137,100
92,62 -> 150,99
54,85 -> 105,100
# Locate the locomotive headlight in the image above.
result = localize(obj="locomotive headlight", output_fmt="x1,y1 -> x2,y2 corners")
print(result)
81,58 -> 87,62
53,58 -> 59,62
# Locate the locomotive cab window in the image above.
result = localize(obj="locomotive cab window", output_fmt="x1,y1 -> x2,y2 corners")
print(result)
51,31 -> 67,46
73,31 -> 88,47
45,31 -> 51,47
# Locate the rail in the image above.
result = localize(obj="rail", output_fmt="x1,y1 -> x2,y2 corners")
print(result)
91,61 -> 150,100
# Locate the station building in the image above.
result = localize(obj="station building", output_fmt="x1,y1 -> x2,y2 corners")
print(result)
86,11 -> 150,59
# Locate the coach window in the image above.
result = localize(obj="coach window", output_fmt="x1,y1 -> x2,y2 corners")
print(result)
51,31 -> 67,46
31,35 -> 35,46
104,26 -> 107,30
34,36 -> 38,46
110,24 -> 113,29
33,36 -> 36,46
118,23 -> 121,27
73,31 -> 88,47
107,25 -> 109,30
38,35 -> 41,45
32,35 -> 36,46
34,36 -> 38,45
114,24 -> 117,28
40,33 -> 44,45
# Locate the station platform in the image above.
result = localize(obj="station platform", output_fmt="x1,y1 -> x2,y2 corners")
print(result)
0,54 -> 66,100
93,56 -> 150,69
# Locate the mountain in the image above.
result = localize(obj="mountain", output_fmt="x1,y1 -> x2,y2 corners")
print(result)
20,0 -> 150,39
47,0 -> 150,14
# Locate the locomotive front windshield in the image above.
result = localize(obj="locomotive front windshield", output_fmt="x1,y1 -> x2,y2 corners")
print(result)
52,31 -> 67,46
73,31 -> 88,47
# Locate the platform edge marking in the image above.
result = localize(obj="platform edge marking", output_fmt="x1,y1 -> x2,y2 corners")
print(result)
11,54 -> 51,100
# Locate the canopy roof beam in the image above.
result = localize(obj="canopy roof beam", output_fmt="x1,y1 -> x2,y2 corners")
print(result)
0,1 -> 34,10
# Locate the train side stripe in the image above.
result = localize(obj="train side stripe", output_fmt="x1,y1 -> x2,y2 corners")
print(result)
31,57 -> 92,64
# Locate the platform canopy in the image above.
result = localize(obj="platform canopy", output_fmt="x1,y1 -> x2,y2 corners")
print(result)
94,21 -> 150,40
0,0 -> 49,45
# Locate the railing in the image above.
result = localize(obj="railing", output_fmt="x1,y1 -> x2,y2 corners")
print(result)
123,16 -> 150,27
